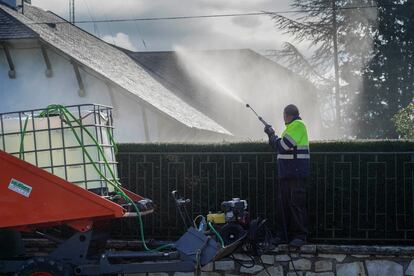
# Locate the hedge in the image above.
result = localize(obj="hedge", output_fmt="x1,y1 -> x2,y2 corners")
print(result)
117,140 -> 414,153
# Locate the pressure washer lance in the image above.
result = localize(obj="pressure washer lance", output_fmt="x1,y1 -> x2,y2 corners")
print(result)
245,104 -> 270,127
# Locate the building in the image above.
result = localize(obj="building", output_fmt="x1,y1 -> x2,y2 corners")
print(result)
0,1 -> 231,143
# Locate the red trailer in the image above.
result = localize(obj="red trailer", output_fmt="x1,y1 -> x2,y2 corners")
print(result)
0,150 -> 222,275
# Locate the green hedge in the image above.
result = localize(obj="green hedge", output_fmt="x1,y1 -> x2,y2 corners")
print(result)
118,140 -> 414,153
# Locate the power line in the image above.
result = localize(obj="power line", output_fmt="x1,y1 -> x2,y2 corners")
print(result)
25,3 -> 412,25
82,0 -> 101,37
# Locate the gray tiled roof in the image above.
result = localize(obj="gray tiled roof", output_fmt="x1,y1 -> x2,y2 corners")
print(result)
123,50 -> 243,129
124,51 -> 216,108
0,4 -> 230,135
0,9 -> 38,40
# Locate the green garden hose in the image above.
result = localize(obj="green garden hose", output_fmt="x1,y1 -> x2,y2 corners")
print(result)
208,221 -> 225,248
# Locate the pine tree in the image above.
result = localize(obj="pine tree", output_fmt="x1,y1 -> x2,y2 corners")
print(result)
267,0 -> 378,136
354,0 -> 414,138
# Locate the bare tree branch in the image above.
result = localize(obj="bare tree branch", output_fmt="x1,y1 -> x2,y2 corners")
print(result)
266,42 -> 333,85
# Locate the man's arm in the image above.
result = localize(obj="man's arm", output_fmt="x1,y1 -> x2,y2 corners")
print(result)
278,134 -> 297,151
264,124 -> 301,153
264,125 -> 280,152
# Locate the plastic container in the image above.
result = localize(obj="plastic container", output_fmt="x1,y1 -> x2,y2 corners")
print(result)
0,104 -> 117,195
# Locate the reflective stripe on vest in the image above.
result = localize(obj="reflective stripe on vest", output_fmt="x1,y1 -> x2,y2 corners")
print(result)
280,139 -> 290,150
283,134 -> 297,146
277,153 -> 310,160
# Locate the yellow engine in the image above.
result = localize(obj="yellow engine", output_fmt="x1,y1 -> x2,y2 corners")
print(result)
207,213 -> 226,224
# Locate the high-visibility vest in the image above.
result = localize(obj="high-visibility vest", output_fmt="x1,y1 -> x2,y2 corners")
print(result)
269,118 -> 310,178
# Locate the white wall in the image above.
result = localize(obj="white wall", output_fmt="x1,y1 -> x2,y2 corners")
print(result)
0,47 -> 105,110
110,91 -> 161,143
0,45 -> 169,143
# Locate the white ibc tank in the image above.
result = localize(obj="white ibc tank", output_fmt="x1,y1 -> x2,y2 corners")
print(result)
0,105 -> 117,194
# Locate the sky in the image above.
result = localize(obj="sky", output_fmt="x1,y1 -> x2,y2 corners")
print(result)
30,0 -> 307,53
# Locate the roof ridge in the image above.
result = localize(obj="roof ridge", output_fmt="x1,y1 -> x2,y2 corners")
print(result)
44,8 -> 124,52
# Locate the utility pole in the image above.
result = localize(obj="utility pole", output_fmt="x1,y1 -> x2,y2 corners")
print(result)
69,0 -> 75,24
332,0 -> 341,125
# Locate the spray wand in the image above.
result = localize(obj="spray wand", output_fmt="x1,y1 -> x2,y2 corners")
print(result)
245,104 -> 270,127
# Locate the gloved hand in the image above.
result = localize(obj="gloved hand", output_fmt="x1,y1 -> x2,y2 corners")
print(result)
264,124 -> 275,138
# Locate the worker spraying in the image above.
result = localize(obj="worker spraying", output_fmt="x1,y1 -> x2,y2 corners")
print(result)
247,103 -> 310,247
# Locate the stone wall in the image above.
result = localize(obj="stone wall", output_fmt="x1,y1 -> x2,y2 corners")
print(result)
172,244 -> 414,276
24,239 -> 414,275
197,244 -> 414,276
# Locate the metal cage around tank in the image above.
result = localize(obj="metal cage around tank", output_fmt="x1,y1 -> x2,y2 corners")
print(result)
0,104 -> 118,195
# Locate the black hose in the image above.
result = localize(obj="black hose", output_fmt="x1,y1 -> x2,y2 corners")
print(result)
258,255 -> 272,276
230,253 -> 255,268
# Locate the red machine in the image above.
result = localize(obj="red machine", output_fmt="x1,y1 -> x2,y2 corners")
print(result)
0,150 -> 127,232
0,150 -> 223,275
